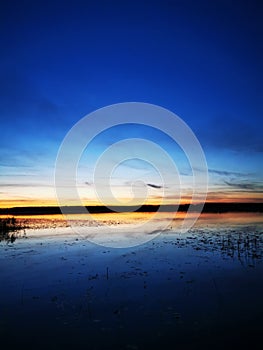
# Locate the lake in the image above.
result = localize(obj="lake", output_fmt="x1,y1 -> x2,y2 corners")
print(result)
0,212 -> 262,349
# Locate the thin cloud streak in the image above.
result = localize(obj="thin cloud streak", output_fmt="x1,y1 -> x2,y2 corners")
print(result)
224,180 -> 263,192
147,183 -> 163,189
209,169 -> 247,177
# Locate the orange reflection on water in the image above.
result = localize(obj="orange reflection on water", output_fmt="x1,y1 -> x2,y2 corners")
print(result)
195,212 -> 263,226
1,212 -> 262,231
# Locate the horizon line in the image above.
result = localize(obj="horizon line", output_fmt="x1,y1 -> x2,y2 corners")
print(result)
0,202 -> 262,215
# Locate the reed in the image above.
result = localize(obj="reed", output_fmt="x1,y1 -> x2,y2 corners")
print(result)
0,217 -> 22,242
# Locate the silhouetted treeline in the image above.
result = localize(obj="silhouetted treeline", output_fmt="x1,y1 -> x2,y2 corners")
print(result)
0,202 -> 262,215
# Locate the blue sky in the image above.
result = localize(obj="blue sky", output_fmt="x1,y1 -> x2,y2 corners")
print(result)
0,0 -> 262,206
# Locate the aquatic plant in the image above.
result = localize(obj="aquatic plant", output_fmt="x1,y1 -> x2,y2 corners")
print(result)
0,217 -> 24,243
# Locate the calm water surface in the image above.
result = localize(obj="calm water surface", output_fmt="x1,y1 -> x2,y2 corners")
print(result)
0,212 -> 262,350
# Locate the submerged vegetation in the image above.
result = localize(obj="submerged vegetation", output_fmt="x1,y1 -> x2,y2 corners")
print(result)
0,217 -> 25,243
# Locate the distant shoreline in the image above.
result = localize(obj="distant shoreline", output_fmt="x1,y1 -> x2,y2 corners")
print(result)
0,203 -> 262,215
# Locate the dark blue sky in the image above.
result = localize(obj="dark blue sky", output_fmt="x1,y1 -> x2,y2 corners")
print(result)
0,0 -> 262,206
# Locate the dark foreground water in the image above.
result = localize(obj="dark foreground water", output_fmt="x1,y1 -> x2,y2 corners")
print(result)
0,213 -> 262,350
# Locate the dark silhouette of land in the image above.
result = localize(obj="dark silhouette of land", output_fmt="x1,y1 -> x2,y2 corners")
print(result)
0,203 -> 262,215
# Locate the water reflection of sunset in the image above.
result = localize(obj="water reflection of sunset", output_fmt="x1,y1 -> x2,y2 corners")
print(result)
1,212 -> 262,232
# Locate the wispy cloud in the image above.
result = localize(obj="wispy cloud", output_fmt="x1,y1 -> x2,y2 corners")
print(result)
209,169 -> 246,177
119,159 -> 151,171
224,180 -> 263,192
0,173 -> 37,177
0,183 -> 52,188
0,159 -> 33,168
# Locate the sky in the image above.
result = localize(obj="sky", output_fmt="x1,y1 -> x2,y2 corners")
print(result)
0,0 -> 262,207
